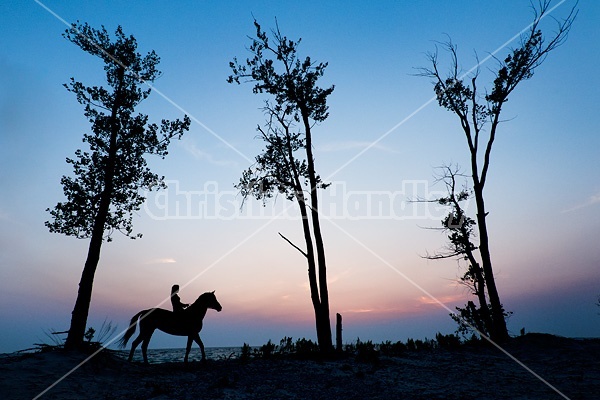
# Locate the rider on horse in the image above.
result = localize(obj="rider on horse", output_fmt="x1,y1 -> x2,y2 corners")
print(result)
170,284 -> 189,312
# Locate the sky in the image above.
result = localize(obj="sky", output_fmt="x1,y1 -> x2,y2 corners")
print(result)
0,0 -> 598,353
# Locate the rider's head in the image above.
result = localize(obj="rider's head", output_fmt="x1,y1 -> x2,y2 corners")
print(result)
171,284 -> 179,295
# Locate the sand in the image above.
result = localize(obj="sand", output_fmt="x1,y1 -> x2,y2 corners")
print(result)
1,334 -> 598,399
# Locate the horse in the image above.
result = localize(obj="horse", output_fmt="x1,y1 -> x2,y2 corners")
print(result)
119,291 -> 222,363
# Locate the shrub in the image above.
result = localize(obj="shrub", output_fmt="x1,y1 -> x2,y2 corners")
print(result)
294,338 -> 319,356
279,336 -> 294,354
435,332 -> 462,349
354,338 -> 379,363
240,343 -> 252,361
378,340 -> 406,356
259,339 -> 276,359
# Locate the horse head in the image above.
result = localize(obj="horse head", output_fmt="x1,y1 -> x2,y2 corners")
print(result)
202,290 -> 222,312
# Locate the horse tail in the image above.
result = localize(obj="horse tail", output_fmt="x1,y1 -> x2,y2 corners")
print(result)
118,310 -> 145,348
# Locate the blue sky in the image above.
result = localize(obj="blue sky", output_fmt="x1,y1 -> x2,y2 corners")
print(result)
1,0 -> 598,353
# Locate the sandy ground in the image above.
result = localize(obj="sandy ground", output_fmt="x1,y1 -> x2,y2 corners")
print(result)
1,334 -> 598,399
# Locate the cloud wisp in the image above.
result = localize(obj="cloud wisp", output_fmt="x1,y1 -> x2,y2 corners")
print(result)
561,192 -> 600,213
183,140 -> 239,169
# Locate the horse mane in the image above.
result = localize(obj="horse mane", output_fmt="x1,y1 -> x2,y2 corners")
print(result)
189,291 -> 216,308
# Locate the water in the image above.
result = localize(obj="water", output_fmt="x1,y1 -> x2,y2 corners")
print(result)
115,347 -> 243,363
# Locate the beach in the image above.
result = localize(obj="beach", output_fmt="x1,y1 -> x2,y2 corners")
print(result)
1,334 -> 598,399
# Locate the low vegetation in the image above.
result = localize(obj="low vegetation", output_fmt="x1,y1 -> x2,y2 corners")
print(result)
241,333 -> 478,363
27,321 -> 116,354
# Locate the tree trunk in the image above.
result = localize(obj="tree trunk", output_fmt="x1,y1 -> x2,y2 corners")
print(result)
65,163 -> 114,349
299,198 -> 322,339
283,124 -> 330,353
302,115 -> 332,353
64,159 -> 114,349
472,262 -> 494,336
463,249 -> 494,336
64,221 -> 104,349
473,186 -> 509,342
336,313 -> 342,351
293,189 -> 327,351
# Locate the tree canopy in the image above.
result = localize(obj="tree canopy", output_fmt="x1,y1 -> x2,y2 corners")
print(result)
46,23 -> 190,242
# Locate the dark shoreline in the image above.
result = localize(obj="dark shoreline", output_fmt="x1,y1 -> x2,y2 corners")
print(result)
1,334 -> 599,399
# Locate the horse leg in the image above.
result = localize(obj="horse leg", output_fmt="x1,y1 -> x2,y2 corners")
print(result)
193,333 -> 206,362
128,334 -> 143,362
141,339 -> 149,364
184,336 -> 193,363
141,329 -> 155,364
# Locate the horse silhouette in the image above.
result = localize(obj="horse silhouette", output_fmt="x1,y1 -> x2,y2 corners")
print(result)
119,291 -> 222,363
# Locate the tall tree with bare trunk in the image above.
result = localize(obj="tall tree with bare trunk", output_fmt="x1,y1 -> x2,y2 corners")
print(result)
228,20 -> 334,352
46,23 -> 190,350
418,1 -> 576,342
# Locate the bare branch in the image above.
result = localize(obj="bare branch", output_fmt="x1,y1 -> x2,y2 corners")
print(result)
279,232 -> 308,259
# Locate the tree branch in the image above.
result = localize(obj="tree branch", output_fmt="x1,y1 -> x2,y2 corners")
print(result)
279,232 -> 308,258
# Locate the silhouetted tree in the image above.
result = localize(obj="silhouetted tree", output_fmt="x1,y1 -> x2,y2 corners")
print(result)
228,20 -> 334,352
418,1 -> 576,342
46,23 -> 190,350
423,165 -> 505,337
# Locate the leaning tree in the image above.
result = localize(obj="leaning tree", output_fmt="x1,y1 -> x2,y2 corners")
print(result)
228,20 -> 334,352
46,23 -> 190,349
418,1 -> 576,342
423,165 -> 500,338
